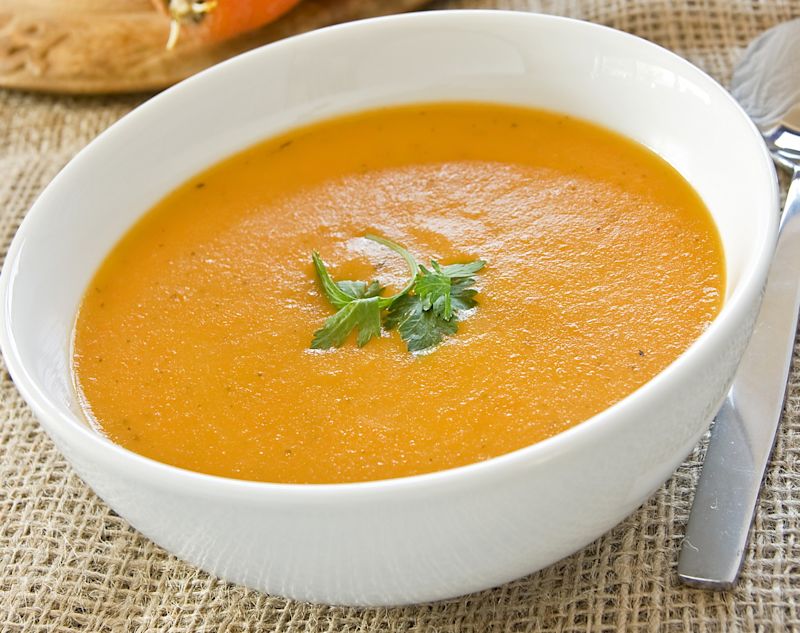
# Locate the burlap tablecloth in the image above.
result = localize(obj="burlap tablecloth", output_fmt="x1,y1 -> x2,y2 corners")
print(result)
2,1 -> 800,630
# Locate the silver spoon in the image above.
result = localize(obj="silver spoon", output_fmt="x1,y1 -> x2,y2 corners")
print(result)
677,19 -> 800,589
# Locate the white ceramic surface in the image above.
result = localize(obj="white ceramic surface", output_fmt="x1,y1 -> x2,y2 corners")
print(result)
0,11 -> 779,606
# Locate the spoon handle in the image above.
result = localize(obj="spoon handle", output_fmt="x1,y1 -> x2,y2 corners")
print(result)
678,167 -> 800,589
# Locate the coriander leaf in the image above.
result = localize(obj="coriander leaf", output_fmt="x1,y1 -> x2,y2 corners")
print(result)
312,251 -> 354,309
313,252 -> 383,307
310,236 -> 484,353
415,265 -> 453,319
437,260 -> 485,278
384,294 -> 458,352
310,236 -> 417,350
336,279 -> 383,300
311,296 -> 382,349
413,259 -> 485,320
450,277 -> 479,312
383,293 -> 417,331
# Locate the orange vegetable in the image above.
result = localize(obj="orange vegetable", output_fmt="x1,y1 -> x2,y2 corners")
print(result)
150,0 -> 303,48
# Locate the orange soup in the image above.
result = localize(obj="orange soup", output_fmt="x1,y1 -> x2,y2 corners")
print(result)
72,103 -> 724,484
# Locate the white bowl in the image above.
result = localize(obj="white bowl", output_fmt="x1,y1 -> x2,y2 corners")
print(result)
0,11 -> 778,605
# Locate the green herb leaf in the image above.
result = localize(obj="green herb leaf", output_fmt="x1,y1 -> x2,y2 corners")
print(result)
449,277 -> 479,312
311,296 -> 382,349
437,261 -> 486,278
310,236 -> 418,349
415,265 -> 453,319
310,236 -> 484,353
336,279 -> 383,300
384,294 -> 458,352
311,251 -> 355,310
414,259 -> 485,320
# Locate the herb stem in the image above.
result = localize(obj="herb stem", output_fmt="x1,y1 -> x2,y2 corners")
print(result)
364,234 -> 420,308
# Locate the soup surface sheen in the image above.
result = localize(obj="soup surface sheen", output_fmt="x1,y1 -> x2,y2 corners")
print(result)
73,103 -> 724,484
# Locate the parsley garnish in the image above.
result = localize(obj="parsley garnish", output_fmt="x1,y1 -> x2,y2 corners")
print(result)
310,235 -> 484,353
385,261 -> 483,352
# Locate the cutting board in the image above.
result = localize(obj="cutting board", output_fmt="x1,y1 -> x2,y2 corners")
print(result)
0,0 -> 430,94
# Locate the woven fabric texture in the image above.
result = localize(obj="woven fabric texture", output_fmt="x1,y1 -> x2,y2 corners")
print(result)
2,1 -> 800,631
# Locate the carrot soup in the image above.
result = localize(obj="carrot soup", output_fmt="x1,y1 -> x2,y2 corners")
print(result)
72,102 -> 725,483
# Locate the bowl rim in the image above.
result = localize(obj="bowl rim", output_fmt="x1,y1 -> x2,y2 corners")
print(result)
0,9 -> 780,500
